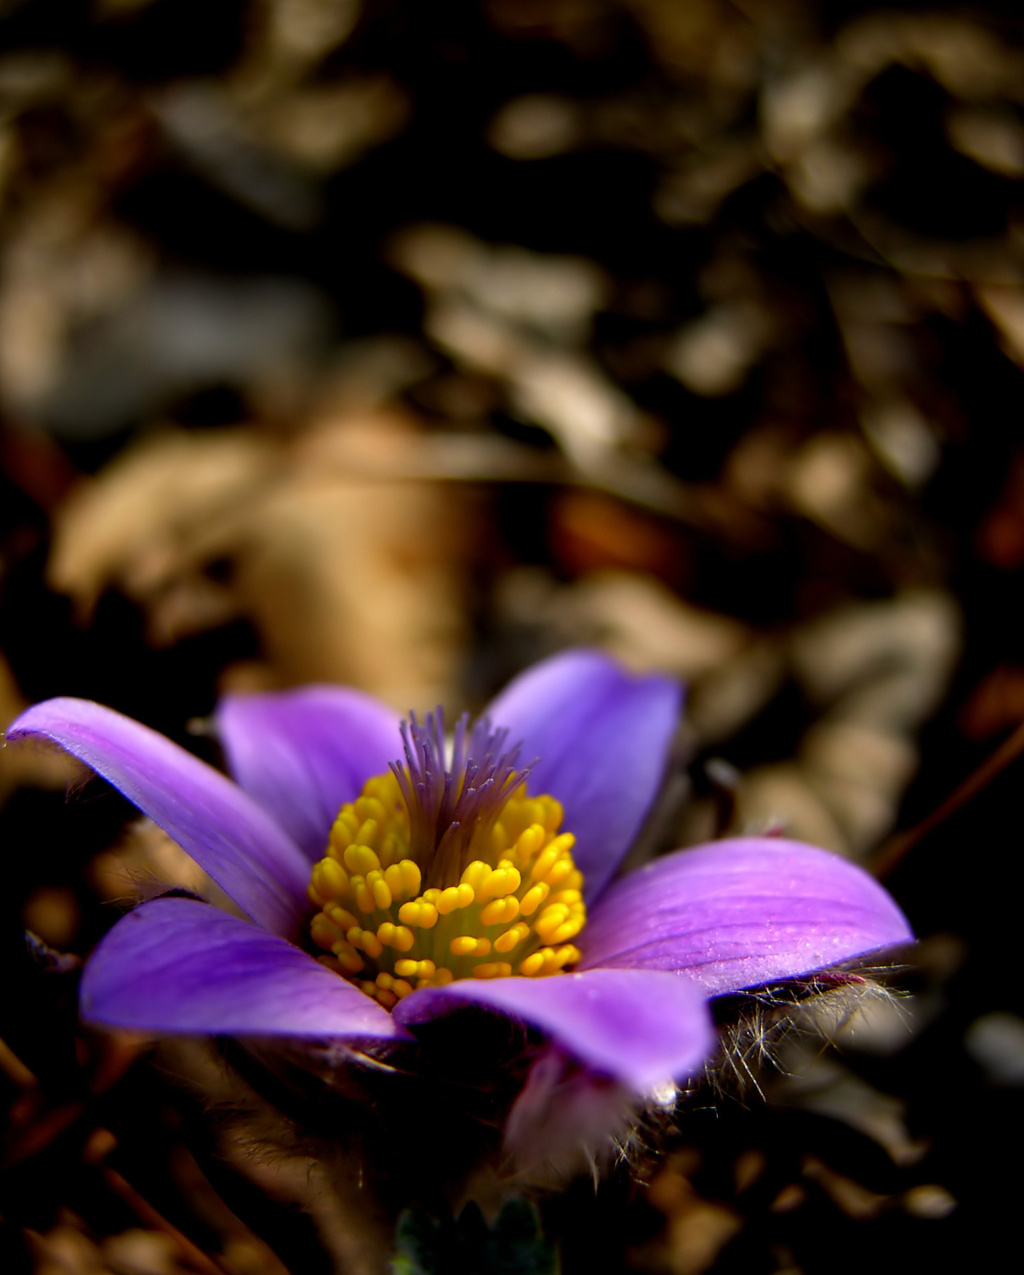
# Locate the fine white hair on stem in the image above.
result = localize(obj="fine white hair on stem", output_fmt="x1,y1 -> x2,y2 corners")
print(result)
704,967 -> 910,1101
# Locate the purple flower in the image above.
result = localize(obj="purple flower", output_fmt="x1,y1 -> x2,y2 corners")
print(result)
6,650 -> 911,1102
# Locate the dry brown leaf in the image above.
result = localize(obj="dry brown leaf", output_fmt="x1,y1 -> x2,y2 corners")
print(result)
48,428 -> 279,618
1,649 -> 83,794
978,284 -> 1024,367
44,413 -> 472,708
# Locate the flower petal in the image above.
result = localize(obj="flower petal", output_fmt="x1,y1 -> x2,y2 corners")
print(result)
394,968 -> 713,1091
484,650 -> 681,901
503,1045 -> 641,1180
7,698 -> 310,935
578,837 -> 913,995
81,897 -> 403,1039
216,686 -> 402,860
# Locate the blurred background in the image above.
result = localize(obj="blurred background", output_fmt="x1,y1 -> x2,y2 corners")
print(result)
2,0 -> 1024,1271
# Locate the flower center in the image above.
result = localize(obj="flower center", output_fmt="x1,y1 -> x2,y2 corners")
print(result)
307,712 -> 586,1009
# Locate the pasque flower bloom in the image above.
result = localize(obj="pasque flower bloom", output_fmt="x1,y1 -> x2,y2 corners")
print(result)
7,650 -> 910,1101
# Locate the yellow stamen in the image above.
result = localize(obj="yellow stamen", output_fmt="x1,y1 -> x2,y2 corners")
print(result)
435,883 -> 475,914
344,844 -> 380,875
325,902 -> 358,931
518,882 -> 549,916
368,871 -> 392,911
333,942 -> 364,973
309,857 -> 349,904
398,899 -> 438,929
480,895 -> 519,926
494,922 -> 530,953
450,936 -> 491,957
377,922 -> 415,952
308,748 -> 587,1004
348,927 -> 383,959
473,962 -> 513,980
310,913 -> 344,950
353,880 -> 375,914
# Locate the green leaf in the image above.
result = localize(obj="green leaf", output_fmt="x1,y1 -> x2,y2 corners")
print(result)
392,1197 -> 559,1275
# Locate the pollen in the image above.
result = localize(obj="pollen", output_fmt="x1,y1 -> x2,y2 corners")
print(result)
307,712 -> 586,1009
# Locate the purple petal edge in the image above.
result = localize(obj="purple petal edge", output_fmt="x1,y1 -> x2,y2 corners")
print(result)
395,967 -> 713,1090
578,837 -> 914,995
7,698 -> 310,936
81,897 -> 403,1040
216,686 -> 402,861
484,649 -> 682,902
